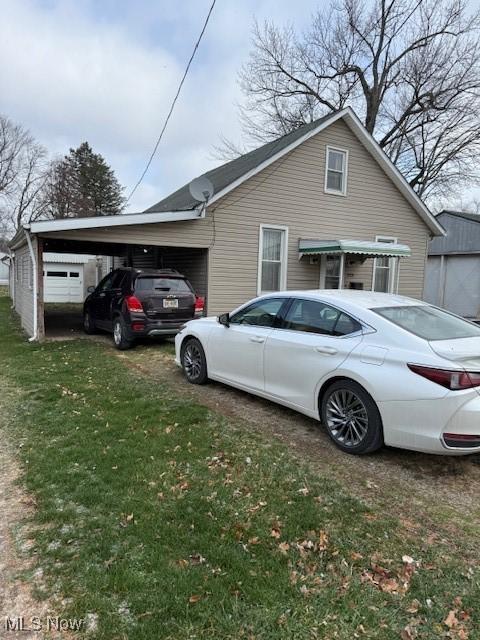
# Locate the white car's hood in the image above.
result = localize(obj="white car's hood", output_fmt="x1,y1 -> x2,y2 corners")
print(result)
429,337 -> 480,370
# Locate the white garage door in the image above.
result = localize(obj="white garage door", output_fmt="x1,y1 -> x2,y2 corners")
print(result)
44,264 -> 84,303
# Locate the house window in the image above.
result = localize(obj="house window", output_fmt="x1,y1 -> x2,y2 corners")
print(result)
325,147 -> 348,195
258,226 -> 288,294
373,236 -> 396,293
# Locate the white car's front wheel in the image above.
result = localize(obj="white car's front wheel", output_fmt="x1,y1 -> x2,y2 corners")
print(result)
320,380 -> 383,454
181,338 -> 208,385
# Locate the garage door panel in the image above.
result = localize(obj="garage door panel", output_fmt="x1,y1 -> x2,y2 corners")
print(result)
44,263 -> 84,303
444,256 -> 480,318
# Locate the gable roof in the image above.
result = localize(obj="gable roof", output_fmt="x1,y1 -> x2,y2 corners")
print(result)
144,112 -> 335,213
437,210 -> 480,224
146,107 -> 445,237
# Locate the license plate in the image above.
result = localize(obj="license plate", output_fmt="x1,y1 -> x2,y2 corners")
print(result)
163,299 -> 178,309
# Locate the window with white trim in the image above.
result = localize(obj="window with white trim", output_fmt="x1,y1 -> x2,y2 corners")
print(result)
325,147 -> 348,195
372,236 -> 396,293
259,226 -> 287,294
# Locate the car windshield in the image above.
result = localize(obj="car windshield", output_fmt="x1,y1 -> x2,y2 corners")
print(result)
374,305 -> 480,341
135,277 -> 191,293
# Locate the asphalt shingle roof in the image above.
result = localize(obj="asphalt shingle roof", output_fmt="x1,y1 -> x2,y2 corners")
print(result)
144,112 -> 337,213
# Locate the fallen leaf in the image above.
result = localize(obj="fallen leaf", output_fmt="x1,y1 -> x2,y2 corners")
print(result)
400,625 -> 416,640
318,530 -> 328,551
271,528 -> 281,539
406,599 -> 421,614
176,559 -> 189,569
278,542 -> 290,555
351,551 -> 363,561
444,610 -> 459,628
380,578 -> 400,593
189,595 -> 202,604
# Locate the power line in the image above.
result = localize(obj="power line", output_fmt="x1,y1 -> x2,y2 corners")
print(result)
126,0 -> 217,204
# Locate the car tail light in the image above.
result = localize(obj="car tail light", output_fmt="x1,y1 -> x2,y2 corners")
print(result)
407,364 -> 480,390
125,295 -> 143,312
195,296 -> 205,313
131,322 -> 145,331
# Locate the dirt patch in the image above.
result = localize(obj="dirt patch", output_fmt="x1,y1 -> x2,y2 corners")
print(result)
0,382 -> 68,639
118,344 -> 480,555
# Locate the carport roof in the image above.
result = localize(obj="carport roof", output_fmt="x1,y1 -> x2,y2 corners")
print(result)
9,209 -> 202,250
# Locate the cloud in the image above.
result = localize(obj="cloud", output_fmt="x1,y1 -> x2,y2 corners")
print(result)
0,0 -> 318,212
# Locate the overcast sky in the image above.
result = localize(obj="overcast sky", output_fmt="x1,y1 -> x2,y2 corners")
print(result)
0,0 -> 321,212
1,0 -> 478,214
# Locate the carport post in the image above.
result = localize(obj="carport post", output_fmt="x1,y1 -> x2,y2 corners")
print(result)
24,230 -> 45,341
37,238 -> 45,340
24,229 -> 38,341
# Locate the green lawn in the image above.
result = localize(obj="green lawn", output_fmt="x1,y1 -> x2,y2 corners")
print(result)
0,292 -> 478,639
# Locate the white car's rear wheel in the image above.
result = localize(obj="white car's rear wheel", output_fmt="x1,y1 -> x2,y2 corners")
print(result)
321,380 -> 383,454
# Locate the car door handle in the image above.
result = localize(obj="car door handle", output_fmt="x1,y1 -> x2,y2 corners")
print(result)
249,336 -> 265,343
315,346 -> 338,355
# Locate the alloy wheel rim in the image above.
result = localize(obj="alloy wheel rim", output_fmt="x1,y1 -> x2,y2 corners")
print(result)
113,322 -> 122,345
325,389 -> 369,447
183,343 -> 202,379
84,314 -> 90,330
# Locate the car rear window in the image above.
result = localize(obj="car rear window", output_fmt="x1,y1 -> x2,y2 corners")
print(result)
135,277 -> 192,293
374,305 -> 480,340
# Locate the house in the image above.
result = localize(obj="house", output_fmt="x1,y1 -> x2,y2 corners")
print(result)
424,210 -> 480,319
8,107 -> 444,340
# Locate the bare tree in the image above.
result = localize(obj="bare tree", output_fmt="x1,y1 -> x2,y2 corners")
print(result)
0,115 -> 33,197
0,115 -> 49,234
236,0 -> 480,201
40,159 -> 76,220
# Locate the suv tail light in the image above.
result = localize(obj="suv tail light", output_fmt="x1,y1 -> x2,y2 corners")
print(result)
125,295 -> 144,312
408,364 -> 480,390
195,296 -> 205,313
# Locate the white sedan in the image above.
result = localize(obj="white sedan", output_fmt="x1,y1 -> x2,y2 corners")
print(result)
175,290 -> 480,455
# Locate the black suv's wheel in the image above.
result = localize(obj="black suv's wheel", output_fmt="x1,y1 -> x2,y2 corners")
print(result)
83,310 -> 96,335
320,380 -> 383,454
181,338 -> 208,385
113,317 -> 132,351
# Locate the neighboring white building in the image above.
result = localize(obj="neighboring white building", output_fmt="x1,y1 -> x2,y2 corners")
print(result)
424,210 -> 480,319
43,253 -> 103,303
0,252 -> 9,286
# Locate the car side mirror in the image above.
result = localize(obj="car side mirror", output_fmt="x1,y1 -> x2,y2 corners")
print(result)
87,286 -> 95,294
218,312 -> 230,327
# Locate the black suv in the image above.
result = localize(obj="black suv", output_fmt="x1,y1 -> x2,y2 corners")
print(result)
83,268 -> 203,349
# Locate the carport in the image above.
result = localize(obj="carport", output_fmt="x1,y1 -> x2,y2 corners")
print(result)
9,209 -> 211,341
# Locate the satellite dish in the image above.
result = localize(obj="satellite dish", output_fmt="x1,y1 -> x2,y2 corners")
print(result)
189,176 -> 214,203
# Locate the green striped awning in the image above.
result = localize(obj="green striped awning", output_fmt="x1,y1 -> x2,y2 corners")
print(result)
298,239 -> 411,257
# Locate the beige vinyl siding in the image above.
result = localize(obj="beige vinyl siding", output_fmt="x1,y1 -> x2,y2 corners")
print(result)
13,242 -> 36,336
40,217 -> 213,248
206,119 -> 430,314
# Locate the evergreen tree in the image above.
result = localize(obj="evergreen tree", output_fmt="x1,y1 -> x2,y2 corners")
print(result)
45,142 -> 125,218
